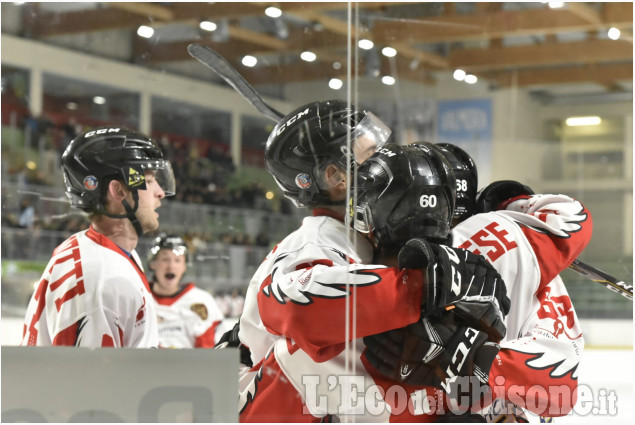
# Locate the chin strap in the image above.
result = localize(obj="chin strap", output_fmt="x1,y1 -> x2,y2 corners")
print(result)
100,190 -> 144,238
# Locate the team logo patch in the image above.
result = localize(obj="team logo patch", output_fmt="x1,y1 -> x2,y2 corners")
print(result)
295,173 -> 312,189
83,175 -> 98,190
190,303 -> 208,320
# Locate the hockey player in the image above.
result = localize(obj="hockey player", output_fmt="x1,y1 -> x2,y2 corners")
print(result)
21,127 -> 175,348
147,233 -> 225,348
238,139 -> 511,421
363,142 -> 592,421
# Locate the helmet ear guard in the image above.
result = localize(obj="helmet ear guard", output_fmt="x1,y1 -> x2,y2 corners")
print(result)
434,142 -> 478,224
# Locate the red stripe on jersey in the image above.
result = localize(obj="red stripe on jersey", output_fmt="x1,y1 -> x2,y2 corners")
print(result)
295,259 -> 334,270
24,278 -> 49,346
259,267 -> 424,362
519,220 -> 591,295
102,334 -> 115,347
489,349 -> 578,417
194,320 -> 220,348
240,354 -> 321,422
153,283 -> 195,306
52,321 -> 79,346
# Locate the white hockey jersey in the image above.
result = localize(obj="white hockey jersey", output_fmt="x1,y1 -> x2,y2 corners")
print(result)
21,226 -> 158,348
239,194 -> 592,422
153,283 -> 225,348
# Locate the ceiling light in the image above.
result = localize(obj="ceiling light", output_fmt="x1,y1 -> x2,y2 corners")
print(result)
199,21 -> 217,32
300,51 -> 317,62
66,102 -> 78,110
608,27 -> 621,40
381,47 -> 397,57
329,78 -> 343,90
381,76 -> 396,86
93,96 -> 106,105
358,39 -> 374,50
548,2 -> 564,8
265,7 -> 282,18
242,55 -> 257,67
453,69 -> 466,81
464,74 -> 478,84
566,116 -> 602,126
333,61 -> 342,70
137,25 -> 154,39
265,191 -> 274,200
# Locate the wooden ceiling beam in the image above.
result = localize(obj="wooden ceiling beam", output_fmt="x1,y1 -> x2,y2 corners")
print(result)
450,39 -> 633,71
106,2 -> 174,21
372,5 -> 634,44
483,62 -> 633,87
27,8 -> 151,38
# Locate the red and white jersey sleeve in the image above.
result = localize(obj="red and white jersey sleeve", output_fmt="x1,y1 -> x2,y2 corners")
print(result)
239,212 -> 425,366
452,194 -> 592,418
21,226 -> 158,348
153,283 -> 225,348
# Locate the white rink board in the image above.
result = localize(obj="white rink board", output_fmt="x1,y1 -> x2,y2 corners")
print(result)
1,346 -> 239,422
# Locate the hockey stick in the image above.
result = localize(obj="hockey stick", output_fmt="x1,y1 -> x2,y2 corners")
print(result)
187,43 -> 285,122
186,44 -> 633,301
569,259 -> 633,301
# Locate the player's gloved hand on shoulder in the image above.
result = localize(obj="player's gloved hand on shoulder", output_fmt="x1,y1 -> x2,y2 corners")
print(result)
475,180 -> 534,214
397,238 -> 511,320
363,309 -> 501,405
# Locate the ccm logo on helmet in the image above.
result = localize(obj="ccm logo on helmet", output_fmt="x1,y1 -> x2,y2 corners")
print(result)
276,108 -> 310,136
84,128 -> 121,138
377,147 -> 396,157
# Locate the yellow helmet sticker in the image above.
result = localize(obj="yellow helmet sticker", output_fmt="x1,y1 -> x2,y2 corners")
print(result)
128,167 -> 145,188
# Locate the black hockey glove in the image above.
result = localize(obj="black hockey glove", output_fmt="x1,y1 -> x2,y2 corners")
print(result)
398,238 -> 511,318
214,321 -> 253,367
363,306 -> 501,403
475,180 -> 534,214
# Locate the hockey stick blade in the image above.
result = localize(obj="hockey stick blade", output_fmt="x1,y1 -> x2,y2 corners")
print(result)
187,43 -> 284,122
569,259 -> 633,301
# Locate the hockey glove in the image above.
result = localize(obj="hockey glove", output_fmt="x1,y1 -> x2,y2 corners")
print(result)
475,180 -> 534,214
214,321 -> 253,367
398,238 -> 511,318
363,307 -> 501,403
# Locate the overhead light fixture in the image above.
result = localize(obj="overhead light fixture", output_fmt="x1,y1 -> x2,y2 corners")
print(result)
333,61 -> 342,70
608,27 -> 621,40
93,96 -> 106,105
381,76 -> 396,86
548,2 -> 564,8
137,25 -> 154,39
381,47 -> 397,57
453,69 -> 466,81
300,51 -> 317,62
329,78 -> 343,90
66,102 -> 78,110
265,191 -> 274,200
358,39 -> 374,50
464,74 -> 478,84
242,55 -> 258,67
265,6 -> 282,18
566,116 -> 602,126
199,21 -> 217,32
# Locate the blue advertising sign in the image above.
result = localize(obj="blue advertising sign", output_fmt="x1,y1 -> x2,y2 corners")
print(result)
436,99 -> 493,184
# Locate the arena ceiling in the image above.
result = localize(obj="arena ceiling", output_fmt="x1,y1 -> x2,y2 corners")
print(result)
3,2 -> 633,101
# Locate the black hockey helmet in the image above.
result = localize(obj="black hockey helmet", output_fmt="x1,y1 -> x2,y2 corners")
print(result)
435,143 -> 478,224
265,100 -> 391,208
61,126 -> 175,236
352,143 -> 456,250
148,233 -> 189,263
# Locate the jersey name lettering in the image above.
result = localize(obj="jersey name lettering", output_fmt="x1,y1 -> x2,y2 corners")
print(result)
458,222 -> 518,262
50,235 -> 86,311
